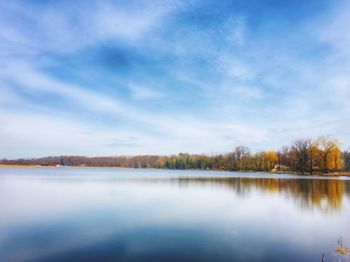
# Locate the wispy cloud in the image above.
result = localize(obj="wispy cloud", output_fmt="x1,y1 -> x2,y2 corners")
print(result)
129,84 -> 166,101
1,0 -> 350,158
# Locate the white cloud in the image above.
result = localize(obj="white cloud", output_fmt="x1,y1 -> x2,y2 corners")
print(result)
129,84 -> 165,100
224,17 -> 246,46
0,110 -> 158,158
316,2 -> 350,57
0,0 -> 180,56
2,0 -> 350,157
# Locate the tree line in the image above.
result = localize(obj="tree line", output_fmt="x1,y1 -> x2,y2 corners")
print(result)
1,136 -> 349,174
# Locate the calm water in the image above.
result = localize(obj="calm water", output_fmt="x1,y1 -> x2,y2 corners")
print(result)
0,168 -> 350,262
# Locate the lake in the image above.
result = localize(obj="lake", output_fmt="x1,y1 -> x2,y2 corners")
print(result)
0,168 -> 349,262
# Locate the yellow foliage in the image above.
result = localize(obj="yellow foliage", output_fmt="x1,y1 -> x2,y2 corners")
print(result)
327,147 -> 343,171
314,136 -> 343,172
263,151 -> 278,171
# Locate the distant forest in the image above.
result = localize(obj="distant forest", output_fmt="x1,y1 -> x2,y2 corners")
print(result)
1,136 -> 350,174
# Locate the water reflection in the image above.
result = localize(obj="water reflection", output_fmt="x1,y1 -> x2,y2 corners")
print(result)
173,177 -> 349,212
0,169 -> 350,262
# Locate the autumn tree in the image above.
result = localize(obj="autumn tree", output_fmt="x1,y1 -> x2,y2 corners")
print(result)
263,151 -> 278,171
1,137 -> 347,174
315,136 -> 343,173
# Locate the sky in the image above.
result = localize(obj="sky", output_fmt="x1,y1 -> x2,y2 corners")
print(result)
1,0 -> 350,158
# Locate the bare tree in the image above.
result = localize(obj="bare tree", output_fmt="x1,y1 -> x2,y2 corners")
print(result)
290,139 -> 311,174
234,146 -> 250,160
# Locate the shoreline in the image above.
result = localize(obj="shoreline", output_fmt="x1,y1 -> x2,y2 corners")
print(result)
1,164 -> 349,177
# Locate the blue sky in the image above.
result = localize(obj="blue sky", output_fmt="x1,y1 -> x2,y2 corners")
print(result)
1,0 -> 350,158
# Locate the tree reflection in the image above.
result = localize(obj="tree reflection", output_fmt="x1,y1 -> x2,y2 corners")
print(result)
174,177 -> 350,213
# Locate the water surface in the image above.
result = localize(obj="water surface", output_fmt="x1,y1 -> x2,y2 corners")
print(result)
0,168 -> 349,262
